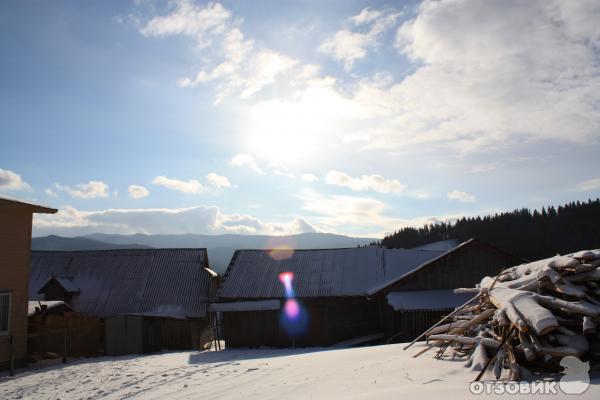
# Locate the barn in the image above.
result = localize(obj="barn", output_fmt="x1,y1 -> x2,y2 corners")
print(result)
368,238 -> 525,343
212,239 -> 523,348
29,248 -> 219,355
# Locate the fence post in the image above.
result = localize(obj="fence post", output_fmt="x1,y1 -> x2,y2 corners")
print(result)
9,334 -> 14,377
62,327 -> 67,364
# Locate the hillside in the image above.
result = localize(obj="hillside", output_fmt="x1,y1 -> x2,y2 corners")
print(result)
31,235 -> 151,251
32,232 -> 376,273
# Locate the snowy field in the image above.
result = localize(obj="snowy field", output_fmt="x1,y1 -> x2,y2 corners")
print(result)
1,343 -> 598,400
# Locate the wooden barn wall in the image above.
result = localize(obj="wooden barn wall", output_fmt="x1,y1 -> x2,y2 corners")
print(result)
379,303 -> 451,343
105,315 -> 211,355
383,241 -> 522,293
28,313 -> 103,358
0,209 -> 33,369
222,297 -> 379,348
377,241 -> 522,342
143,317 -> 211,353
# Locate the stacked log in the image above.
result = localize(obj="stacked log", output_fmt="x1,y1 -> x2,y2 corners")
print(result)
415,249 -> 600,380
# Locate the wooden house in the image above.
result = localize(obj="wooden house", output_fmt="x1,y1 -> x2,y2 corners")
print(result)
29,248 -> 219,355
0,197 -> 56,370
212,239 -> 523,348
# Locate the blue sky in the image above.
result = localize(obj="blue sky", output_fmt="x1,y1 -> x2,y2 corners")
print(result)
1,0 -> 599,238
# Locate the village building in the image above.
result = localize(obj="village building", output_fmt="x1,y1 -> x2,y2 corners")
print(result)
0,197 -> 57,370
367,239 -> 524,342
211,239 -> 523,347
29,248 -> 219,355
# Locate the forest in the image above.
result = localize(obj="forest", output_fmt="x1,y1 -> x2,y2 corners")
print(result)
381,198 -> 600,261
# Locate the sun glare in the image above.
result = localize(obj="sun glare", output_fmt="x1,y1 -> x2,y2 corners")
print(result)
245,84 -> 351,163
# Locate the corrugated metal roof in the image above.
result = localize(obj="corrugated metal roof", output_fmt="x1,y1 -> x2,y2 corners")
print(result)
209,300 -> 281,312
412,239 -> 461,252
386,289 -> 473,311
30,249 -> 215,318
217,247 -> 445,299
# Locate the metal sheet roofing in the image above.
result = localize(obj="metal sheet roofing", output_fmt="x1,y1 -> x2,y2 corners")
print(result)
386,289 -> 473,311
412,239 -> 461,252
30,249 -> 215,318
218,247 -> 446,299
208,300 -> 281,312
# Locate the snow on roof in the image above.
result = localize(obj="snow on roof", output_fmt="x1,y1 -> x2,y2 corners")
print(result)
28,300 -> 71,316
386,289 -> 474,311
30,249 -> 215,318
117,312 -> 188,320
217,247 -> 446,299
209,300 -> 281,312
412,239 -> 461,252
366,239 -> 479,296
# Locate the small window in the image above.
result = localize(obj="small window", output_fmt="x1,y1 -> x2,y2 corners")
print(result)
0,292 -> 10,335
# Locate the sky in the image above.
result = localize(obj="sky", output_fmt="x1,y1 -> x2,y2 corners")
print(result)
1,0 -> 600,238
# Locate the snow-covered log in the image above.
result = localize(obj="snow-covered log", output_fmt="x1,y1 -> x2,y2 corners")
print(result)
417,248 -> 600,380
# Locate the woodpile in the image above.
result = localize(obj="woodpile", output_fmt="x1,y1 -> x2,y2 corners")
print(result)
411,249 -> 600,380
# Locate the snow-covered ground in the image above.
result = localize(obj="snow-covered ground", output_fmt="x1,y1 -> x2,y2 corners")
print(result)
1,343 -> 598,399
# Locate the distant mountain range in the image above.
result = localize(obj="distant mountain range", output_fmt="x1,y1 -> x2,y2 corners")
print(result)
31,232 -> 377,274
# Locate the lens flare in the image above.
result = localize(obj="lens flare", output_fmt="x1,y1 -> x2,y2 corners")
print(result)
269,245 -> 295,261
284,299 -> 300,319
278,272 -> 295,297
277,269 -> 308,338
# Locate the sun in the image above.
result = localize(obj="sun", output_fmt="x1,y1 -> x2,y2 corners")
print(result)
245,99 -> 319,163
244,82 -> 354,164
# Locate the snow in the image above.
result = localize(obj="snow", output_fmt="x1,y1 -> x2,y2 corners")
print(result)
1,343 -> 597,399
412,239 -> 461,252
208,300 -> 281,312
27,300 -> 70,316
386,289 -> 473,311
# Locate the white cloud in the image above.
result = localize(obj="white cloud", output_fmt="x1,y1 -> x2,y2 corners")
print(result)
229,153 -> 265,174
206,172 -> 231,188
576,178 -> 600,192
0,168 -> 31,191
324,170 -> 406,194
319,30 -> 373,71
54,181 -> 109,199
140,1 -> 231,47
152,176 -> 205,194
246,0 -> 600,157
301,173 -> 319,183
319,7 -> 401,70
141,1 -> 298,102
45,188 -> 58,197
385,0 -> 600,151
32,204 -> 317,236
447,190 -> 476,203
267,162 -> 295,178
128,185 -> 150,199
299,189 -> 453,237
